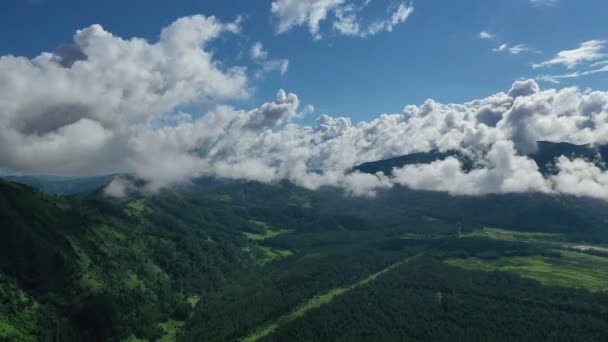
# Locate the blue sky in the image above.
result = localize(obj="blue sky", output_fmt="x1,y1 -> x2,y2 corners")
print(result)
3,0 -> 608,198
2,0 -> 607,123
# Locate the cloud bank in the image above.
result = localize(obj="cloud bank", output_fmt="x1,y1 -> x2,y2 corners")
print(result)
2,16 -> 608,200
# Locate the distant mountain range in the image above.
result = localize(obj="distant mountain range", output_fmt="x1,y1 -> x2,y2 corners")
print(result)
353,141 -> 608,175
0,174 -> 118,195
3,141 -> 606,196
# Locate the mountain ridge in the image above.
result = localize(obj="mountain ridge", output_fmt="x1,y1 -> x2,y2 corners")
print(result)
352,140 -> 608,175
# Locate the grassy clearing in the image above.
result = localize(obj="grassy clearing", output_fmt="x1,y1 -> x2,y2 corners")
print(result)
465,227 -> 564,242
243,220 -> 293,241
243,229 -> 292,241
243,245 -> 294,266
239,254 -> 421,342
447,250 -> 608,291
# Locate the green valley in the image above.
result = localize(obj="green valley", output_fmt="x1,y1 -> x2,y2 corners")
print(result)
2,179 -> 608,341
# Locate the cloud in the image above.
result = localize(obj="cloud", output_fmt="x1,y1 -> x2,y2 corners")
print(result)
104,176 -> 136,198
536,64 -> 608,84
249,42 -> 289,78
591,60 -> 608,68
529,0 -> 558,7
493,43 -> 535,55
362,2 -> 414,37
479,31 -> 495,40
271,0 -> 345,39
392,141 -> 552,196
272,0 -> 414,39
102,78 -> 608,199
3,18 -> 608,200
550,157 -> 608,200
250,41 -> 269,60
0,15 -> 248,176
533,40 -> 607,69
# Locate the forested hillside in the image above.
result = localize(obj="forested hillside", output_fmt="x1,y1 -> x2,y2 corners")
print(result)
1,179 -> 608,341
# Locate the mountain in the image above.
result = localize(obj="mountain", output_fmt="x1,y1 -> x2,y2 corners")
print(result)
2,170 -> 608,340
353,141 -> 608,175
0,174 -> 117,195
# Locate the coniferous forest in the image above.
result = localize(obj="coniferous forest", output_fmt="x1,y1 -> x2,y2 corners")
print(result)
1,177 -> 608,341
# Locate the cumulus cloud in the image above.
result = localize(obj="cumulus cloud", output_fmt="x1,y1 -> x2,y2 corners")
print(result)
120,78 -> 608,199
392,141 -> 552,196
108,78 -> 608,199
2,17 -> 608,200
550,157 -> 608,200
271,0 -> 414,39
0,14 -> 248,176
533,40 -> 606,69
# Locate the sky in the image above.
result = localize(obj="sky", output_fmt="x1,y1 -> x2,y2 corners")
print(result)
3,0 -> 607,122
2,0 -> 608,199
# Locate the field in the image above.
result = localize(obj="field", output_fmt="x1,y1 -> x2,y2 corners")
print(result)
446,226 -> 608,291
465,226 -> 564,242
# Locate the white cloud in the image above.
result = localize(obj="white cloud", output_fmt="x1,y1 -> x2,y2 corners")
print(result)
533,40 -> 607,69
530,0 -> 558,7
3,18 -> 608,200
493,43 -> 508,52
479,31 -> 495,40
272,0 -> 414,39
117,78 -> 608,199
536,64 -> 608,83
551,157 -> 608,200
493,43 -> 534,55
363,2 -> 414,37
508,44 -> 531,55
249,41 -> 289,78
250,41 -> 268,60
271,0 -> 345,39
0,15 -> 248,176
392,141 -> 552,196
591,60 -> 608,67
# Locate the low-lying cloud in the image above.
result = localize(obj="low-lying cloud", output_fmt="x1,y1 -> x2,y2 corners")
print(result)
1,15 -> 608,200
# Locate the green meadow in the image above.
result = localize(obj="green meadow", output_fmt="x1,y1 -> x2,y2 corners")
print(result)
447,250 -> 608,291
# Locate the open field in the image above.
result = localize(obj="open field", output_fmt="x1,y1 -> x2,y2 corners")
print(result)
465,226 -> 564,243
446,250 -> 608,291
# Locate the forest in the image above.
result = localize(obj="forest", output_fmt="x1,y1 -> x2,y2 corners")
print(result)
1,177 -> 608,341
